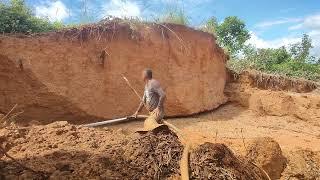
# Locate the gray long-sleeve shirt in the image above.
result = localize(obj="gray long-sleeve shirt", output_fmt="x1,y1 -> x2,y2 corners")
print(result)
143,79 -> 165,112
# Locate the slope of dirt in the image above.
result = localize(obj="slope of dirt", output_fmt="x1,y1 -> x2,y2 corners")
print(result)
226,71 -> 320,126
0,54 -> 97,124
0,20 -> 227,124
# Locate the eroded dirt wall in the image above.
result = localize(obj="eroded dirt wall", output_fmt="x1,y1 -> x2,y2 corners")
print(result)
0,22 -> 227,123
0,55 -> 97,124
225,71 -> 320,126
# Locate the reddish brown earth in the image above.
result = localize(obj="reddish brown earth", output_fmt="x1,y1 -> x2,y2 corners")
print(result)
226,70 -> 320,127
1,20 -> 320,179
0,72 -> 320,179
108,71 -> 320,179
0,123 -> 269,179
0,20 -> 227,124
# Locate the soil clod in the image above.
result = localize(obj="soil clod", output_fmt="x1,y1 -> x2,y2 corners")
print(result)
190,143 -> 269,180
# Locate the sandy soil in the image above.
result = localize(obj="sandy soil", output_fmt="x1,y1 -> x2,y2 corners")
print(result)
109,103 -> 320,153
1,102 -> 320,179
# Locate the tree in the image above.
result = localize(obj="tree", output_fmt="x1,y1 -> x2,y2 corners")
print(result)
215,16 -> 250,56
202,17 -> 218,35
273,46 -> 291,64
0,0 -> 63,33
289,34 -> 313,62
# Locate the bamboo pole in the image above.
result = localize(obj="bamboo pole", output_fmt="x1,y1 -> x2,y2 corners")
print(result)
81,115 -> 148,127
121,75 -> 190,180
0,104 -> 17,122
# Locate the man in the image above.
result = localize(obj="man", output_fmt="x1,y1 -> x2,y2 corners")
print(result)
133,69 -> 166,129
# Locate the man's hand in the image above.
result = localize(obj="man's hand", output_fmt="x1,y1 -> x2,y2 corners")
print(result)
132,111 -> 138,119
153,107 -> 162,117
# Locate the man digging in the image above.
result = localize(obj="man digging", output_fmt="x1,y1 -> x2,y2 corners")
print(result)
133,69 -> 166,131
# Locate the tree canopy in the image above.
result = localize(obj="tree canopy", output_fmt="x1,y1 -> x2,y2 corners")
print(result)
289,34 -> 313,63
0,0 -> 63,33
216,16 -> 250,56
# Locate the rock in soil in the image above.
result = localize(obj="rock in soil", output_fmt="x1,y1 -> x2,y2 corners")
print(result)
246,137 -> 287,180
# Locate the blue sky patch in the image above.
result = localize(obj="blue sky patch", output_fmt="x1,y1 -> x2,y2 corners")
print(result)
26,0 -> 320,56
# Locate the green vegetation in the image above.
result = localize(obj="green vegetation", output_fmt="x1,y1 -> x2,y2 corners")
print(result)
0,0 -> 63,33
228,34 -> 319,81
202,16 -> 250,56
158,9 -> 189,25
203,16 -> 319,81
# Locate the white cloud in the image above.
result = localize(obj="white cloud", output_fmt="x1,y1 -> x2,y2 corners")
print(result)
303,14 -> 320,30
251,13 -> 320,57
309,30 -> 320,57
288,23 -> 303,30
255,18 -> 302,28
248,31 -> 320,57
288,13 -> 320,31
35,1 -> 70,22
102,0 -> 141,18
247,31 -> 300,49
286,13 -> 320,57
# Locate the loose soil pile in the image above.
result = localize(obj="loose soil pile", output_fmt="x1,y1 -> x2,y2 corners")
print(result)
0,123 -> 183,179
0,122 -> 276,179
190,143 -> 268,180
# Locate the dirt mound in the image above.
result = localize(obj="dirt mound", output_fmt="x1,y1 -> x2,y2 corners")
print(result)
189,143 -> 268,180
1,122 -> 283,179
106,125 -> 183,179
281,149 -> 320,179
0,123 -> 183,179
246,137 -> 287,180
0,19 -> 227,124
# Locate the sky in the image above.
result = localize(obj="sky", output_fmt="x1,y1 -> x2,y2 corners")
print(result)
25,0 -> 320,57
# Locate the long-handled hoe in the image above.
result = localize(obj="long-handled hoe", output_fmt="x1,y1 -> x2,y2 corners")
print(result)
81,75 -> 190,180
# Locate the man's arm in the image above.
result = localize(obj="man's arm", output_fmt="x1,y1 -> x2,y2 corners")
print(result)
133,93 -> 146,116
